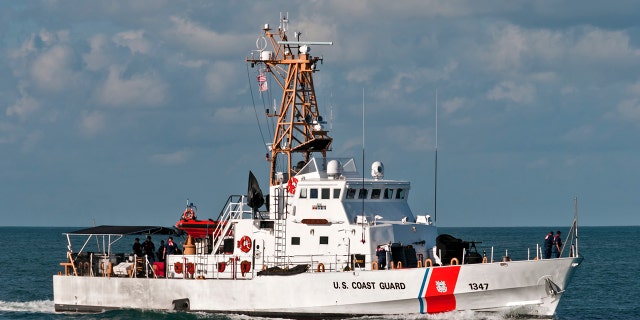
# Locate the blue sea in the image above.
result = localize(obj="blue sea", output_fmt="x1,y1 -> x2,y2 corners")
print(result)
1,226 -> 637,320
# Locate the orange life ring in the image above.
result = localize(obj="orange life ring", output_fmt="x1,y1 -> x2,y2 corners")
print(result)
174,261 -> 183,274
450,257 -> 459,265
240,260 -> 251,276
317,263 -> 325,272
186,262 -> 195,275
237,235 -> 252,253
287,177 -> 298,194
182,209 -> 195,220
372,261 -> 379,270
218,262 -> 226,273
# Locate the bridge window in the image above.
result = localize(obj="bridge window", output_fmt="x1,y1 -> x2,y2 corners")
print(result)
319,236 -> 329,245
358,188 -> 368,199
396,188 -> 406,199
371,189 -> 381,199
299,188 -> 307,198
291,237 -> 300,245
333,188 -> 341,199
321,188 -> 330,199
384,188 -> 393,199
346,188 -> 356,199
310,188 -> 318,199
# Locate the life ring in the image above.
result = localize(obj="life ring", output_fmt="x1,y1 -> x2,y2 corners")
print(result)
240,260 -> 251,276
182,209 -> 195,220
174,261 -> 183,274
450,257 -> 459,265
396,261 -> 403,269
218,262 -> 226,273
237,235 -> 252,253
482,256 -> 489,263
425,258 -> 433,267
372,261 -> 378,270
287,177 -> 298,194
186,262 -> 195,275
317,263 -> 325,272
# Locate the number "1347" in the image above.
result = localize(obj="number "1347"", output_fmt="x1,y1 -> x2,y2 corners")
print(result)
468,283 -> 489,290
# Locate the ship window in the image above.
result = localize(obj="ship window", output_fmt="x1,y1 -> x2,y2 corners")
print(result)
319,236 -> 329,245
291,237 -> 301,245
371,189 -> 381,199
396,188 -> 406,199
384,188 -> 393,199
346,188 -> 356,199
321,188 -> 330,199
310,188 -> 318,199
299,188 -> 307,198
358,188 -> 368,199
333,188 -> 341,199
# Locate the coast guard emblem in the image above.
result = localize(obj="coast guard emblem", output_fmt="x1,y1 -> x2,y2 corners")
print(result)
435,280 -> 448,293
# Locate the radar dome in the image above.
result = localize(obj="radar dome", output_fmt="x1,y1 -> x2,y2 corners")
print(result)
327,160 -> 342,178
371,161 -> 384,179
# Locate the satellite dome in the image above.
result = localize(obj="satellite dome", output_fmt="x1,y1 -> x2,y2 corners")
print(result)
371,161 -> 384,179
327,160 -> 342,178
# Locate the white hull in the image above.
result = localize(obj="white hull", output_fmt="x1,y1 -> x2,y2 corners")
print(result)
53,257 -> 581,317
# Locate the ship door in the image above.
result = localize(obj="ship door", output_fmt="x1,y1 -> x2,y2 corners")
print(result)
390,243 -> 406,267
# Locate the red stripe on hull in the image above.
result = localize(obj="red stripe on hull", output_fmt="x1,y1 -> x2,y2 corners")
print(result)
425,266 -> 461,313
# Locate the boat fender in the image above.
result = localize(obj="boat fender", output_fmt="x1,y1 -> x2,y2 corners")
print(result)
174,261 -> 183,274
240,260 -> 251,276
186,262 -> 195,275
317,263 -> 325,272
218,262 -> 226,273
372,261 -> 378,270
287,177 -> 298,194
450,257 -> 459,265
425,258 -> 433,267
237,235 -> 252,253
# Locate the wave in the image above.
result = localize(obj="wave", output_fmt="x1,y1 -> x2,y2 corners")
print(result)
0,300 -> 55,314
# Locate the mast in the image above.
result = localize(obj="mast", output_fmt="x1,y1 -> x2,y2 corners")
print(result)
246,14 -> 333,186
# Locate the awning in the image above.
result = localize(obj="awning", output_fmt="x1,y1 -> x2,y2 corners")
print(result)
66,225 -> 179,236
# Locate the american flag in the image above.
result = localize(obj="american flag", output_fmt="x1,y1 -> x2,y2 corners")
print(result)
257,73 -> 268,92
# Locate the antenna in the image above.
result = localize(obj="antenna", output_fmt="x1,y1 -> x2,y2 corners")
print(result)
361,88 -> 366,244
434,89 -> 438,224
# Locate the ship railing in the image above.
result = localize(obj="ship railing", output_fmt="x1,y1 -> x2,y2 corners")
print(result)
210,195 -> 253,254
165,253 -> 258,280
260,253 -> 375,273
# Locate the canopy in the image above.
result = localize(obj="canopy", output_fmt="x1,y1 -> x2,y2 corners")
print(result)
66,225 -> 179,236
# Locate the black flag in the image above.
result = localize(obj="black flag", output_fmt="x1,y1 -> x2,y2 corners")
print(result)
247,171 -> 264,210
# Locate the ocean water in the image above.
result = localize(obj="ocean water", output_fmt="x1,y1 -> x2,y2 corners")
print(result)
0,226 -> 637,320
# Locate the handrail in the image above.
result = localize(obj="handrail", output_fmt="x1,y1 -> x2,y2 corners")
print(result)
210,195 -> 252,254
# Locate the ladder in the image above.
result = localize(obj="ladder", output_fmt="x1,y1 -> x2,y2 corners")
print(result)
273,187 -> 288,267
195,238 -> 209,277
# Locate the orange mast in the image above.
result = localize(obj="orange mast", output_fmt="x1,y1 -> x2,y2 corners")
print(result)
246,14 -> 333,186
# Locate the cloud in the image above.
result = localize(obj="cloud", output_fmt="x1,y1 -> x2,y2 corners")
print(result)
83,34 -> 112,71
6,89 -> 40,120
486,81 -> 535,104
30,44 -> 77,92
113,30 -> 151,55
150,149 -> 190,165
442,97 -> 464,115
167,16 -> 241,56
79,111 -> 107,137
204,61 -> 239,99
96,65 -> 167,107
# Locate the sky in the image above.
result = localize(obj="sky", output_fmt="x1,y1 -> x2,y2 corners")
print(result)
2,1 -> 640,228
